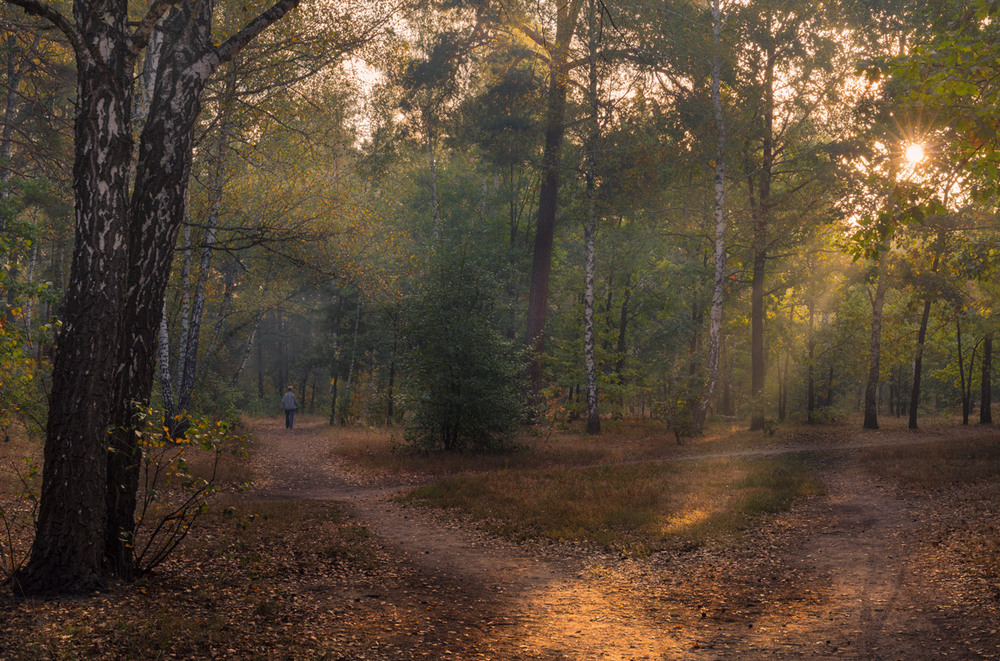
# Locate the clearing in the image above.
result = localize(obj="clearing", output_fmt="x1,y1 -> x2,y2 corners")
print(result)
2,418 -> 999,659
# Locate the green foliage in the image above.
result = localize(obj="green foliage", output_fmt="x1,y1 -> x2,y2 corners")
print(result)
890,0 -> 1000,198
401,253 -> 526,453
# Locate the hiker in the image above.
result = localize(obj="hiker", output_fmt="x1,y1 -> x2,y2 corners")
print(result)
280,386 -> 299,429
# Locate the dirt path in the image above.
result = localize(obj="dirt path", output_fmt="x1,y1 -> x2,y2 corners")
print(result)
250,421 -> 999,660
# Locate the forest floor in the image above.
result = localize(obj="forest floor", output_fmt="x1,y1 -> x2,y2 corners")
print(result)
2,417 -> 1000,659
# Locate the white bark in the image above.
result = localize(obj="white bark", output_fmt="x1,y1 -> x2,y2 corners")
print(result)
158,300 -> 175,415
24,238 -> 37,331
583,0 -> 600,434
178,72 -> 235,411
232,312 -> 263,386
175,221 -> 192,396
428,121 -> 440,243
698,0 -> 728,429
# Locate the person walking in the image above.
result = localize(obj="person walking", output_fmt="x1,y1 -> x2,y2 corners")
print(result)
281,386 -> 299,429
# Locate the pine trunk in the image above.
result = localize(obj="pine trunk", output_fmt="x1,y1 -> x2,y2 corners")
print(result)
908,297 -> 932,430
748,44 -> 774,432
863,266 -> 888,429
957,315 -> 969,425
525,0 -> 584,402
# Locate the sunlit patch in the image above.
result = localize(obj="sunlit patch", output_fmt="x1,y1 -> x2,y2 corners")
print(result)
905,142 -> 925,164
662,507 -> 713,534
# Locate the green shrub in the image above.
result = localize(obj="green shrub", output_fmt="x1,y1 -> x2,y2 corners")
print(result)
401,254 -> 526,452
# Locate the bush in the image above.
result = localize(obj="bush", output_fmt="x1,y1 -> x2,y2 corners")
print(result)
401,255 -> 526,452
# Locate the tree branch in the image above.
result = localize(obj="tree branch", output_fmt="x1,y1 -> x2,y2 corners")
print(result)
130,0 -> 176,54
2,0 -> 82,58
209,0 -> 300,70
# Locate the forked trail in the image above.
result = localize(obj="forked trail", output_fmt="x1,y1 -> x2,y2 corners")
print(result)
251,420 -> 998,660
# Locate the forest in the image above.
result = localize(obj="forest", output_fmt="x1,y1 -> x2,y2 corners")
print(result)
2,0 -> 1000,655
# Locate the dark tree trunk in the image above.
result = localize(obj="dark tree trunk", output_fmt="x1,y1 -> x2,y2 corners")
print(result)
688,283 -> 701,378
981,332 -> 992,424
825,366 -> 834,409
583,0 -> 600,436
958,315 -> 969,425
525,0 -> 583,402
777,352 -> 789,422
749,247 -> 767,430
806,305 -> 815,423
748,43 -> 774,432
257,320 -> 266,398
864,266 -> 888,430
329,373 -> 338,426
105,1 -> 221,578
15,1 -> 135,595
387,338 -> 396,425
908,296 -> 933,430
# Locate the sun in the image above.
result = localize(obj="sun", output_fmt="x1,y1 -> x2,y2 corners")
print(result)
905,143 -> 926,165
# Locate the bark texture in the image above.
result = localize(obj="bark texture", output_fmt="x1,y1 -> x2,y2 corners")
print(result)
582,0 -> 599,435
747,40 -> 774,432
863,266 -> 888,430
525,0 -> 583,402
15,0 -> 135,595
9,0 -> 300,594
697,0 -> 728,431
981,332 -> 992,424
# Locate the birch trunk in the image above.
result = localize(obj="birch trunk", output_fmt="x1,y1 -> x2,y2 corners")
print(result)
177,73 -> 236,413
104,0 -> 300,580
175,223 -> 193,395
582,0 -> 600,434
231,314 -> 262,386
158,300 -> 176,416
697,0 -> 728,432
16,0 -> 135,595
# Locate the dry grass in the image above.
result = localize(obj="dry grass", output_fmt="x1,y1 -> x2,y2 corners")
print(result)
859,427 -> 1000,488
321,417 -> 828,479
400,454 -> 824,555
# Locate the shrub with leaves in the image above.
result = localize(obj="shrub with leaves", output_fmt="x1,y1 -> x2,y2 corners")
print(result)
0,457 -> 39,581
401,255 -> 526,453
131,408 -> 248,574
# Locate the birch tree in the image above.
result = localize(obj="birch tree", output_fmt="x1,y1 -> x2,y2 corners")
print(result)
581,0 -> 600,434
695,0 -> 728,431
4,0 -> 302,595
